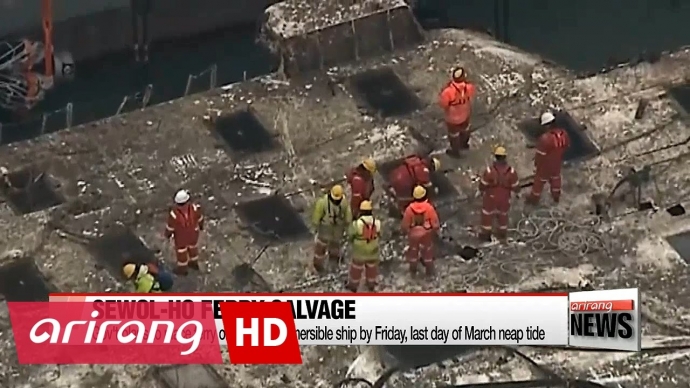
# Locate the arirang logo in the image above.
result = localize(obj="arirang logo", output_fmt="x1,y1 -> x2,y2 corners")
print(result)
29,310 -> 203,355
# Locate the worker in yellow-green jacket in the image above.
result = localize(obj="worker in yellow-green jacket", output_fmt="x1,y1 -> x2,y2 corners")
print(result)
123,263 -> 165,293
312,185 -> 353,273
346,200 -> 381,292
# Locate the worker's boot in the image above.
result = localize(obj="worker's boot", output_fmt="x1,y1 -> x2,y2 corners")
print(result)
188,260 -> 200,270
313,259 -> 326,274
552,194 -> 560,204
408,262 -> 418,278
495,230 -> 507,242
173,266 -> 188,276
423,262 -> 435,278
446,148 -> 461,159
346,281 -> 359,293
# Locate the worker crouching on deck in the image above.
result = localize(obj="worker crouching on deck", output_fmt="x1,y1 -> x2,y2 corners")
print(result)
388,155 -> 441,213
165,190 -> 204,275
439,67 -> 476,157
123,263 -> 162,293
312,185 -> 353,273
347,158 -> 376,219
347,200 -> 382,292
402,186 -> 440,277
478,146 -> 519,242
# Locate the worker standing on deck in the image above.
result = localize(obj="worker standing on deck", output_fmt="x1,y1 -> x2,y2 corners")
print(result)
347,158 -> 376,218
402,186 -> 440,277
438,67 -> 476,157
478,146 -> 519,242
526,112 -> 571,205
164,190 -> 204,275
312,185 -> 353,273
123,263 -> 162,293
346,201 -> 382,292
387,155 -> 441,213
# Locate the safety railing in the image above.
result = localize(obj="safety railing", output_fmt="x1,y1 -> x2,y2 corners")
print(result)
184,64 -> 218,96
116,84 -> 153,115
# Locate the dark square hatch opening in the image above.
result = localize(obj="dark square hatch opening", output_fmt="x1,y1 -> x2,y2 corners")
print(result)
667,231 -> 690,264
1,167 -> 64,215
89,226 -> 155,279
350,67 -> 420,117
518,111 -> 598,162
236,195 -> 310,242
668,83 -> 690,114
154,365 -> 229,388
0,258 -> 53,301
379,157 -> 458,201
215,109 -> 277,154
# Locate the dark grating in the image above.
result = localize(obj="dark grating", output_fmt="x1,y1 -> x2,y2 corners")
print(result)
666,204 -> 686,217
518,111 -> 598,162
215,109 -> 276,153
236,195 -> 310,242
668,83 -> 690,113
89,226 -> 155,279
0,258 -> 53,301
378,158 -> 459,201
1,168 -> 64,215
667,231 -> 690,265
349,67 -> 420,117
155,365 -> 230,388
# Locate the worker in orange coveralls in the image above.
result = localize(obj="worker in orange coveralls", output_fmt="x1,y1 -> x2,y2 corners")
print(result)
164,189 -> 204,275
478,146 -> 519,242
387,155 -> 441,213
402,186 -> 440,277
438,67 -> 476,158
347,158 -> 376,218
526,112 -> 571,205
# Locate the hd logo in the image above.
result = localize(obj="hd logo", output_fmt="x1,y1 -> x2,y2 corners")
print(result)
568,288 -> 640,351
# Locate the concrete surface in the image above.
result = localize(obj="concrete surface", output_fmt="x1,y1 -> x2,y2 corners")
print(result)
1,6 -> 690,388
2,0 -> 278,62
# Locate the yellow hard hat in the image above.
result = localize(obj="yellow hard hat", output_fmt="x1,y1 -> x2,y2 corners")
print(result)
413,185 -> 427,200
431,157 -> 441,171
359,200 -> 373,211
123,263 -> 136,279
494,146 -> 507,157
452,67 -> 466,81
330,185 -> 344,200
362,158 -> 376,173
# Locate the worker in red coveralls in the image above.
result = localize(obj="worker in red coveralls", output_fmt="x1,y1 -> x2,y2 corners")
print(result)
526,112 -> 571,205
387,155 -> 441,213
401,186 -> 440,277
438,67 -> 476,158
347,158 -> 376,218
165,189 -> 204,275
478,146 -> 519,242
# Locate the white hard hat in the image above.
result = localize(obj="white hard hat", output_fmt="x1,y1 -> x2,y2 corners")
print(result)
540,112 -> 556,125
174,190 -> 190,204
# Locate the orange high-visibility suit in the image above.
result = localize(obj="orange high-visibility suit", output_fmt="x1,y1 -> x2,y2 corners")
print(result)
388,156 -> 433,212
438,81 -> 476,152
164,202 -> 204,271
529,128 -> 570,204
402,200 -> 440,274
347,167 -> 374,218
479,162 -> 519,240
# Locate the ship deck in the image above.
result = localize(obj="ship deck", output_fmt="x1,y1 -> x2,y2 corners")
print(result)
0,27 -> 690,388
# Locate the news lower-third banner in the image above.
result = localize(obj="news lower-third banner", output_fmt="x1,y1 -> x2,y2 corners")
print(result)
50,288 -> 641,351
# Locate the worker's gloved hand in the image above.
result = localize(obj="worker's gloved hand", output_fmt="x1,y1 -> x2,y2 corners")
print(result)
434,186 -> 440,195
0,167 -> 7,176
474,189 -> 482,198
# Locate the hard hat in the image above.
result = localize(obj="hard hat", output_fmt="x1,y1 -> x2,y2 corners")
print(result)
452,67 -> 466,80
362,158 -> 376,173
359,200 -> 373,211
540,112 -> 556,125
122,263 -> 136,279
494,146 -> 507,157
431,157 -> 441,171
174,190 -> 190,204
413,185 -> 427,200
330,185 -> 344,200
